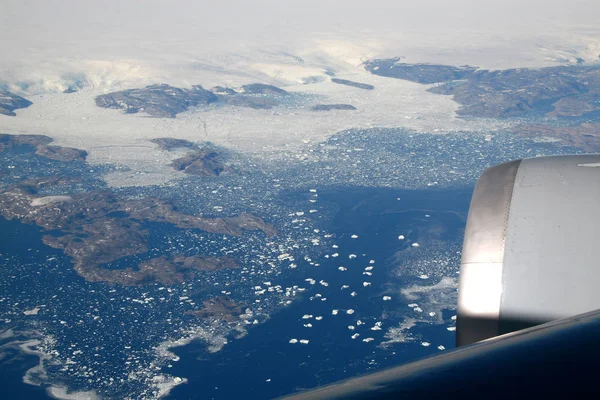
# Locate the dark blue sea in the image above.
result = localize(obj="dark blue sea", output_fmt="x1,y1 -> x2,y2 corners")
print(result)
164,187 -> 471,399
0,218 -> 60,400
0,186 -> 472,399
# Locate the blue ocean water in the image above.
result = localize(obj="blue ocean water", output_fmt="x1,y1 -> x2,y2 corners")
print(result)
164,186 -> 471,399
0,186 -> 471,399
0,218 -> 56,400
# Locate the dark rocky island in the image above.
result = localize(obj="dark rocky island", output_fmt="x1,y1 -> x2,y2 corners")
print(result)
311,104 -> 357,111
0,181 -> 276,285
512,122 -> 600,152
0,133 -> 51,151
150,138 -> 197,151
35,145 -> 87,162
96,82 -> 290,116
0,133 -> 87,161
150,137 -> 229,176
330,78 -> 374,90
364,58 -> 600,119
95,84 -> 218,118
220,95 -> 278,109
427,65 -> 600,118
364,59 -> 477,84
189,296 -> 246,323
0,90 -> 33,116
214,83 -> 287,109
170,148 -> 227,176
240,83 -> 288,95
77,255 -> 240,286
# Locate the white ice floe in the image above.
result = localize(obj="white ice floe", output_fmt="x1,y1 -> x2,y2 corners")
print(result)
351,333 -> 360,339
338,266 -> 347,271
419,274 -> 429,279
351,234 -> 359,239
299,339 -> 309,344
289,339 -> 298,344
447,326 -> 456,331
348,325 -> 355,330
438,345 -> 446,350
398,235 -> 405,240
348,254 -> 357,259
315,316 -> 323,321
362,338 -> 374,343
303,323 -> 313,328
346,309 -> 355,315
341,285 -> 350,289
362,282 -> 371,287
412,243 -> 420,247
421,342 -> 431,347
350,291 -> 358,297
382,296 -> 392,301
302,315 -> 313,319
332,309 -> 339,315
365,266 -> 374,271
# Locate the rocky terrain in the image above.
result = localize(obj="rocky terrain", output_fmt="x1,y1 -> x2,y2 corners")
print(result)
364,59 -> 476,84
95,84 -> 218,118
428,65 -> 600,118
0,90 -> 33,116
150,137 -> 197,151
96,82 -> 290,117
150,137 -> 229,176
0,133 -> 87,161
189,296 -> 246,323
74,255 -> 240,286
170,149 -> 227,176
240,83 -> 288,95
331,78 -> 374,90
365,58 -> 600,119
311,104 -> 357,111
0,179 -> 276,285
512,122 -> 600,152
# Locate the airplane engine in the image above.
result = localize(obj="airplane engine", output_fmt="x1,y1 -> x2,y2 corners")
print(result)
457,154 -> 600,346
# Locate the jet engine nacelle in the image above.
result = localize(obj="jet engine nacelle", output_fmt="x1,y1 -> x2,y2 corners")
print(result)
457,154 -> 600,346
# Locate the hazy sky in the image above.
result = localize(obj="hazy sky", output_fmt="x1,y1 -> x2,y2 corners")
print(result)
3,0 -> 598,44
1,0 -> 599,92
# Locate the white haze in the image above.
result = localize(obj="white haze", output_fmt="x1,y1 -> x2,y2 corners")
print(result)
1,0 -> 599,187
1,0 -> 599,93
